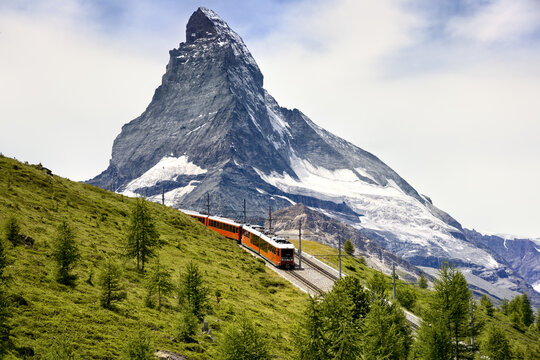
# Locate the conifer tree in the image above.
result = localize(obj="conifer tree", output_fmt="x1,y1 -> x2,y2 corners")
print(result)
52,221 -> 80,285
362,298 -> 412,360
520,293 -> 534,327
178,262 -> 209,320
367,272 -> 388,299
177,305 -> 199,342
343,239 -> 355,257
126,198 -> 159,272
418,272 -> 428,289
295,295 -> 327,360
480,294 -> 494,317
3,217 -> 19,246
145,258 -> 173,310
414,263 -> 470,360
216,315 -> 270,360
481,325 -> 512,360
98,258 -> 126,309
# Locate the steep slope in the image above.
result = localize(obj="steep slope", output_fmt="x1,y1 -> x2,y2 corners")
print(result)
89,8 -> 540,303
0,155 -> 304,358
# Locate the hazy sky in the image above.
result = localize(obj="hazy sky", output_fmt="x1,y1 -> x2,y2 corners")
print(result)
1,0 -> 539,237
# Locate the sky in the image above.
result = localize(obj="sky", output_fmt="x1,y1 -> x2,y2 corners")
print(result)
1,0 -> 539,237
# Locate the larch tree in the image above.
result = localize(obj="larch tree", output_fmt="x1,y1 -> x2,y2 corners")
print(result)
126,198 -> 160,272
145,258 -> 174,310
414,263 -> 470,360
178,262 -> 209,321
52,221 -> 80,285
343,239 -> 355,257
98,258 -> 126,309
418,272 -> 428,289
216,315 -> 270,360
481,325 -> 512,360
3,217 -> 19,246
362,298 -> 412,360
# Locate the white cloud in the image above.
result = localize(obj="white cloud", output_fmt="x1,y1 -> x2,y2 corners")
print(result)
0,10 -> 165,180
446,0 -> 540,43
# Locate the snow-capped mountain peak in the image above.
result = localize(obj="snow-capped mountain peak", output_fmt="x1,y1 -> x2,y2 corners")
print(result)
89,8 -> 540,305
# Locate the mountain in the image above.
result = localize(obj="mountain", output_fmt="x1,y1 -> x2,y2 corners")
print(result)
464,229 -> 540,293
89,8 -> 540,304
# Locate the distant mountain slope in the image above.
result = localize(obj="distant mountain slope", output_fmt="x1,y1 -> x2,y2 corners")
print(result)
88,8 -> 540,305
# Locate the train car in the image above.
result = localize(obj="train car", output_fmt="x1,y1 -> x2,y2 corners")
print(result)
181,209 -> 208,226
207,215 -> 242,242
181,209 -> 295,268
242,225 -> 295,269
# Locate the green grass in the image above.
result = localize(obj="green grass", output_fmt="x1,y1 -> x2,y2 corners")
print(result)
0,156 -> 307,359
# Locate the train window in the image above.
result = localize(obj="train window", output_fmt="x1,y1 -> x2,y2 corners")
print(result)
269,245 -> 276,254
252,235 -> 260,247
282,249 -> 293,258
261,240 -> 268,253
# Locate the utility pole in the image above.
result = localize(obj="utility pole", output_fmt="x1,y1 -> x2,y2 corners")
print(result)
161,187 -> 165,205
392,263 -> 397,300
243,199 -> 247,224
298,222 -> 302,269
338,237 -> 342,279
268,206 -> 272,233
206,193 -> 210,215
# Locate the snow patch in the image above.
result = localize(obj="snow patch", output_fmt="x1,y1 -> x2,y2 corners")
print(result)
123,156 -> 207,193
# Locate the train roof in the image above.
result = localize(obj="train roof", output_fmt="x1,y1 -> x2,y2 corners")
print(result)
179,209 -> 207,217
208,215 -> 242,227
243,225 -> 295,249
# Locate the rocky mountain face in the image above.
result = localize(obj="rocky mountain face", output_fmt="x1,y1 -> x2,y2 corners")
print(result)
464,229 -> 540,293
89,7 -> 539,305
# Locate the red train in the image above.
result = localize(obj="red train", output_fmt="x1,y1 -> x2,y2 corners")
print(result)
181,209 -> 295,269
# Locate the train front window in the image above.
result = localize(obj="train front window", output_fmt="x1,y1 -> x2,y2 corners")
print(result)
281,249 -> 293,259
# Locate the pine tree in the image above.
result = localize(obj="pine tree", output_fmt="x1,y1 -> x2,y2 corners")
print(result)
418,272 -> 428,289
216,315 -> 270,360
481,325 -> 512,360
295,295 -> 327,360
520,293 -> 534,327
178,262 -> 209,320
367,272 -> 388,299
3,217 -> 19,246
98,258 -> 126,309
414,263 -> 470,360
362,298 -> 412,360
480,294 -> 494,317
177,306 -> 199,342
145,258 -> 173,310
126,198 -> 160,272
52,221 -> 80,285
343,239 -> 355,257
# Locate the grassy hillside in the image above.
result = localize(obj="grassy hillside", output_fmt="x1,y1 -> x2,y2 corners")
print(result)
0,155 -> 306,359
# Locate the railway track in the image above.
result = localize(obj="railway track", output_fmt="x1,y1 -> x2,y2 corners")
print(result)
287,269 -> 324,294
296,251 -> 340,282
